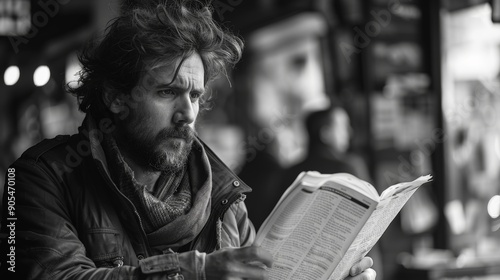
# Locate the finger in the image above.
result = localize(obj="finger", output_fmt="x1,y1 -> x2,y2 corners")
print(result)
350,257 -> 374,276
347,268 -> 376,280
233,246 -> 274,268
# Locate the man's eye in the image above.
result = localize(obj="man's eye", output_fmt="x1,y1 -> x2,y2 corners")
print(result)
158,89 -> 176,97
190,92 -> 203,101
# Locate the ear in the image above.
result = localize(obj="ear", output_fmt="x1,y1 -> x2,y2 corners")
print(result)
102,88 -> 125,114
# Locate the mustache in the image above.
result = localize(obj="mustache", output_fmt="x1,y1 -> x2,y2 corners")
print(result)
157,126 -> 196,140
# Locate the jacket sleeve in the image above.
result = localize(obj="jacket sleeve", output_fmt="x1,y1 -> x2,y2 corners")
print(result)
0,157 -> 206,280
220,200 -> 256,248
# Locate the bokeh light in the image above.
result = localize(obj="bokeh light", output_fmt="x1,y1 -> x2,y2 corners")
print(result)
33,65 -> 51,87
4,65 -> 20,86
487,195 -> 500,219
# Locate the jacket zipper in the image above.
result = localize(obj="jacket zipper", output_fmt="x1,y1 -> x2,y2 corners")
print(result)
96,163 -> 152,256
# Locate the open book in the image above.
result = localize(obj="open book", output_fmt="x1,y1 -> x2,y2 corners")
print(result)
254,172 -> 432,280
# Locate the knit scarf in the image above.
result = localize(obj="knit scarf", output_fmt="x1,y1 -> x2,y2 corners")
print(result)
101,132 -> 212,250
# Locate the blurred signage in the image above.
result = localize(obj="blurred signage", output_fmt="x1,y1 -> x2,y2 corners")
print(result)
0,0 -> 30,36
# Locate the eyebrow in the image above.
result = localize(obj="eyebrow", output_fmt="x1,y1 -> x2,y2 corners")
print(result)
156,84 -> 206,95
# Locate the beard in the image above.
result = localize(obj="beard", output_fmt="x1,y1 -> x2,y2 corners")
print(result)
117,124 -> 196,173
147,126 -> 196,172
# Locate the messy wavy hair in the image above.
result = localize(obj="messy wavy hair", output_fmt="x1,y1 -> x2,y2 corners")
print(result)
68,0 -> 244,118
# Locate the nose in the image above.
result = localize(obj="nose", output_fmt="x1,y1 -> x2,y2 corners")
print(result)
173,94 -> 196,125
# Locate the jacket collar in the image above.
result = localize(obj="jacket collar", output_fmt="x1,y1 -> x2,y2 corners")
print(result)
200,140 -> 252,201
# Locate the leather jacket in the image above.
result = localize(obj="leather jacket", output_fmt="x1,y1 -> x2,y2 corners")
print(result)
0,119 -> 254,279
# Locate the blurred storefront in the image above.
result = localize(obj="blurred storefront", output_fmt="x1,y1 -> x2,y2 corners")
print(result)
433,1 -> 500,278
0,0 -> 120,202
1,0 -> 500,279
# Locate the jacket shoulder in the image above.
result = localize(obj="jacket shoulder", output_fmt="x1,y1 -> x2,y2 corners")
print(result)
19,135 -> 73,162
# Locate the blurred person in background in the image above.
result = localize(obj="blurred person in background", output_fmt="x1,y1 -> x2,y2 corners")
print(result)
244,105 -> 370,234
280,105 -> 370,187
0,1 -> 376,279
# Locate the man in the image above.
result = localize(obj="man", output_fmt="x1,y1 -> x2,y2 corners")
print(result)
0,1 -> 376,279
280,105 -> 371,188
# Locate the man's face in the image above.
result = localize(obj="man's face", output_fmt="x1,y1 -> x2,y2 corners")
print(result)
114,53 -> 205,172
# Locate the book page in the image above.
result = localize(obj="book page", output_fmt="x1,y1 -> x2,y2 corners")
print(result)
255,173 -> 378,280
328,175 -> 432,280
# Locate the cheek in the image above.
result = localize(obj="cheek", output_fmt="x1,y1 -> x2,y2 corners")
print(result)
192,104 -> 200,126
149,101 -> 179,127
193,103 -> 200,116
123,101 -> 159,131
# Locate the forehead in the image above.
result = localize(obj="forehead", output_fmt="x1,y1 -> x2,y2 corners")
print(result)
141,53 -> 205,88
